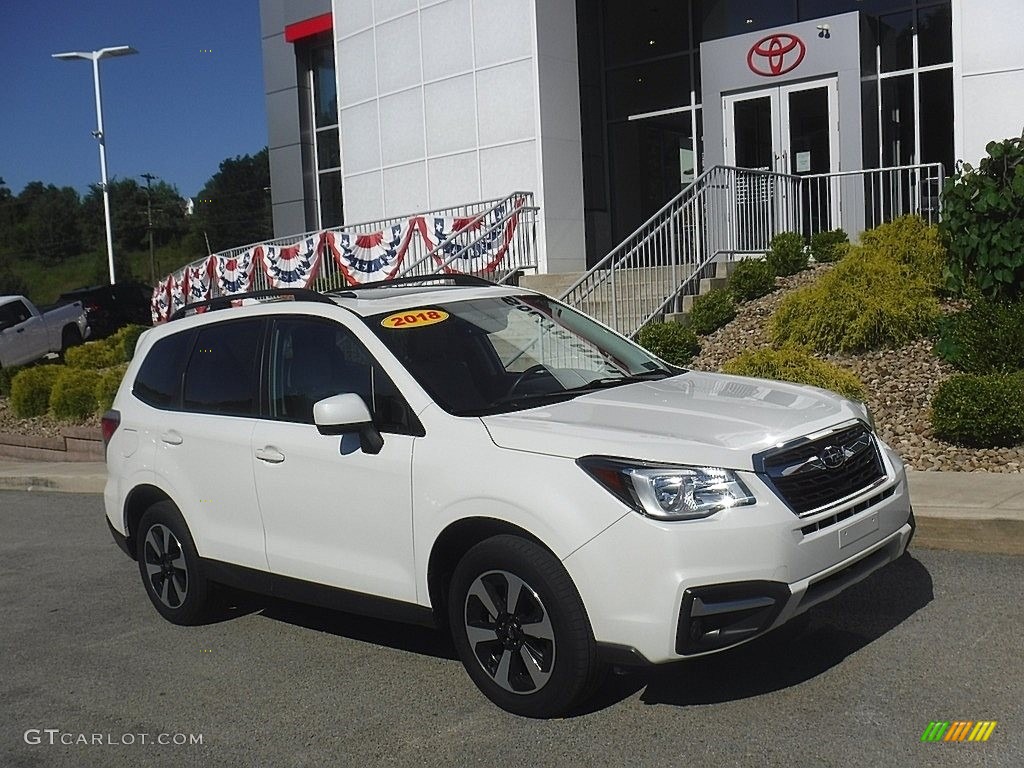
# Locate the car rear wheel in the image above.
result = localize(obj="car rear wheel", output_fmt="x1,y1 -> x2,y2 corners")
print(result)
448,535 -> 602,718
136,501 -> 211,625
60,325 -> 82,353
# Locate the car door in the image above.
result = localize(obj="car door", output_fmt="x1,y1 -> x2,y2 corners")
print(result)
0,300 -> 41,366
151,317 -> 269,571
251,315 -> 419,602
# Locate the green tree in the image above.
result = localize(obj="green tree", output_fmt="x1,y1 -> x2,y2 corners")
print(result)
188,147 -> 272,253
12,182 -> 83,264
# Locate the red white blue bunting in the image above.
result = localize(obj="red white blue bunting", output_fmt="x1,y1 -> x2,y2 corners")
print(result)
260,236 -> 321,289
186,260 -> 213,304
214,247 -> 259,295
151,280 -> 171,324
169,271 -> 188,316
424,197 -> 524,274
322,222 -> 418,285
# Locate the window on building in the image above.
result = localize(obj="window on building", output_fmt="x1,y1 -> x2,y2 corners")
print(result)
296,38 -> 343,230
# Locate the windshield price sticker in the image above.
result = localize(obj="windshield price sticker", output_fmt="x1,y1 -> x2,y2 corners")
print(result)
381,309 -> 450,329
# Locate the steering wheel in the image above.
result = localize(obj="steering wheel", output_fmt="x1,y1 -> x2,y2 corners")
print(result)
505,364 -> 550,397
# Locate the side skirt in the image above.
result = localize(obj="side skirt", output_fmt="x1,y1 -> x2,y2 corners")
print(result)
200,558 -> 438,629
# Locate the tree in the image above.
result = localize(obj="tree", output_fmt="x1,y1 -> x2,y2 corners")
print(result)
81,178 -> 148,254
12,182 -> 83,264
188,148 -> 272,253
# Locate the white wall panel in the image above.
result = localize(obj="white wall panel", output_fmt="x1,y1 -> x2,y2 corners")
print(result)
428,151 -> 480,208
374,0 -> 416,23
420,0 -> 473,82
379,88 -> 426,165
339,101 -> 382,173
480,141 -> 536,198
375,13 -> 422,93
343,170 -> 385,221
383,162 -> 429,213
336,30 -> 377,107
476,60 -> 536,145
472,0 -> 533,68
424,74 -> 477,155
335,0 -> 373,38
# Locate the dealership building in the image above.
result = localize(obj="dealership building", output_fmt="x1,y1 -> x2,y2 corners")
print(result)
258,0 -> 1024,275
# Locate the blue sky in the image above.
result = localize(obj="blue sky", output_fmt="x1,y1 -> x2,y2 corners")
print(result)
0,0 -> 268,198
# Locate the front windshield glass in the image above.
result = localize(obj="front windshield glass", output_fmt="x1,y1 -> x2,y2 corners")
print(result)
367,294 -> 681,416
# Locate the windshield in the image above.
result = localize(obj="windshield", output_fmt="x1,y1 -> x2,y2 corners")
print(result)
367,294 -> 680,415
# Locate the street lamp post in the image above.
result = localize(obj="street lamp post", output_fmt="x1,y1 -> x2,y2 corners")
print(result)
52,46 -> 137,286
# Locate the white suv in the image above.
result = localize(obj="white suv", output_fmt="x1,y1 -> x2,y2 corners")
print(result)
104,277 -> 914,718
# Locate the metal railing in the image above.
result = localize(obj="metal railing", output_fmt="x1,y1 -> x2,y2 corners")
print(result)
161,192 -> 537,301
560,163 -> 945,337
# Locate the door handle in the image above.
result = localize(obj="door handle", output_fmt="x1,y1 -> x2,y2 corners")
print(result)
255,446 -> 286,464
160,430 -> 183,446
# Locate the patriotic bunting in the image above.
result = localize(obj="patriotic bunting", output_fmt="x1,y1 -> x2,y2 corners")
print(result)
215,247 -> 259,294
425,198 -> 524,274
261,236 -> 322,289
151,280 -> 171,324
186,259 -> 213,304
322,221 -> 419,285
169,271 -> 188,316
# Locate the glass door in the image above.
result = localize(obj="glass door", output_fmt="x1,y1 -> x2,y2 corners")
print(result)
780,80 -> 840,235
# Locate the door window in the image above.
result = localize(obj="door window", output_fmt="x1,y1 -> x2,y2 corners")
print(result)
182,320 -> 262,416
133,330 -> 194,409
0,300 -> 31,328
267,316 -> 418,434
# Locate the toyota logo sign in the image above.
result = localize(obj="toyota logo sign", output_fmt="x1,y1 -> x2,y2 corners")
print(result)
747,34 -> 806,77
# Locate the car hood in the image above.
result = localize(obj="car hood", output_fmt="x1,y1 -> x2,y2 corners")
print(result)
480,371 -> 865,471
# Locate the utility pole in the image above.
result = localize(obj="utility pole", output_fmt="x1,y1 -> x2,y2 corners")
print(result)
141,172 -> 157,284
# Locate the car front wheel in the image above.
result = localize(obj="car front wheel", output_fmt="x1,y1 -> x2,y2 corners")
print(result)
448,535 -> 602,718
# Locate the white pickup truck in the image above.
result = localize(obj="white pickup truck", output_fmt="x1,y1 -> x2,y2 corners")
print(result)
0,295 -> 90,368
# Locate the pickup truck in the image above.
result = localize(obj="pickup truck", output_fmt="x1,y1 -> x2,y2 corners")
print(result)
0,295 -> 90,368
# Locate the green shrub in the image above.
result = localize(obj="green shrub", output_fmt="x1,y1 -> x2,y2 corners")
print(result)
10,365 -> 62,418
65,340 -> 120,370
94,365 -> 128,412
50,367 -> 102,420
635,322 -> 700,366
109,324 -> 147,362
810,228 -> 849,263
0,364 -> 25,397
729,259 -> 776,302
771,246 -> 940,353
722,347 -> 866,401
941,132 -> 1024,299
766,231 -> 808,276
689,289 -> 737,335
934,298 -> 1024,374
931,372 -> 1024,446
859,215 -> 945,288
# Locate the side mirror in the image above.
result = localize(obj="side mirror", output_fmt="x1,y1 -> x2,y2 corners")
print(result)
312,393 -> 384,455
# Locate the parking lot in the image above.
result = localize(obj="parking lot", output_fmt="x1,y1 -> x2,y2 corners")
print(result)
1,490 -> 1021,767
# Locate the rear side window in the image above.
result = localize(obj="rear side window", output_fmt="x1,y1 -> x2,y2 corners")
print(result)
133,330 -> 193,409
183,319 -> 262,416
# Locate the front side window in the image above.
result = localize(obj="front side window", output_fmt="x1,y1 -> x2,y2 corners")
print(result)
133,330 -> 194,409
369,295 -> 677,416
268,316 -> 418,434
0,300 -> 31,327
182,320 -> 262,416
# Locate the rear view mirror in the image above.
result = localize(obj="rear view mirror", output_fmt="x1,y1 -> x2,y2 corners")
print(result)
312,393 -> 383,454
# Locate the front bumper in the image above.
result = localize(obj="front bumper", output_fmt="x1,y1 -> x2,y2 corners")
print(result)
564,444 -> 913,664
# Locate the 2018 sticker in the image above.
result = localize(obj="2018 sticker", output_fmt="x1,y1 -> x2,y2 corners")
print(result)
381,309 -> 450,329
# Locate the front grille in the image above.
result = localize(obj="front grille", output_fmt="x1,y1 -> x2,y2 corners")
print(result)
756,424 -> 886,515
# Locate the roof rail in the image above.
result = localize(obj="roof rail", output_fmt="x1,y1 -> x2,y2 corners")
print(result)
168,288 -> 336,321
330,274 -> 496,297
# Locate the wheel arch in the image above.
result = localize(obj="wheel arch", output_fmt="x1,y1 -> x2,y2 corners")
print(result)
122,483 -> 175,558
426,517 -> 554,627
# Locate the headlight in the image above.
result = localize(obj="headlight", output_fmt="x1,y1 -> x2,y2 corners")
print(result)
577,457 -> 756,520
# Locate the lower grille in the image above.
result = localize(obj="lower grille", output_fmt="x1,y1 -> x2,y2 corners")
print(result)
756,424 -> 886,515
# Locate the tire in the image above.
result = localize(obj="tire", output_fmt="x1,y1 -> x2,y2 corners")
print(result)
135,501 -> 211,625
60,325 -> 82,353
448,535 -> 602,718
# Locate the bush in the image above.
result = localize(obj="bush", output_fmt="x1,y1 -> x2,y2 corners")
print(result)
50,367 -> 102,420
689,289 -> 737,335
729,259 -> 776,302
810,228 -> 849,263
0,364 -> 25,397
766,231 -> 808,276
941,131 -> 1024,299
931,372 -> 1024,447
10,365 -> 62,418
65,340 -> 120,370
109,324 -> 147,362
859,215 -> 945,288
935,298 -> 1024,374
722,347 -> 866,401
635,322 -> 700,366
771,246 -> 940,353
94,365 -> 128,412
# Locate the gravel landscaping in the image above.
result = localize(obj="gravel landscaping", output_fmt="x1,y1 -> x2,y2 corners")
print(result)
690,264 -> 1024,472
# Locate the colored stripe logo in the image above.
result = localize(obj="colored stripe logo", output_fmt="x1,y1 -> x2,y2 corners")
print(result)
921,721 -> 997,742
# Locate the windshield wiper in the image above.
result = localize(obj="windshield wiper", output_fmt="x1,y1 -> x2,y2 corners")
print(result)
570,369 -> 676,390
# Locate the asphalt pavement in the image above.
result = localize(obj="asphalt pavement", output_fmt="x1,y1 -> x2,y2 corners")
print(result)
1,491 -> 1021,768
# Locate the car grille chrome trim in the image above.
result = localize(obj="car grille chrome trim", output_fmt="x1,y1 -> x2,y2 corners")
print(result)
753,422 -> 888,516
